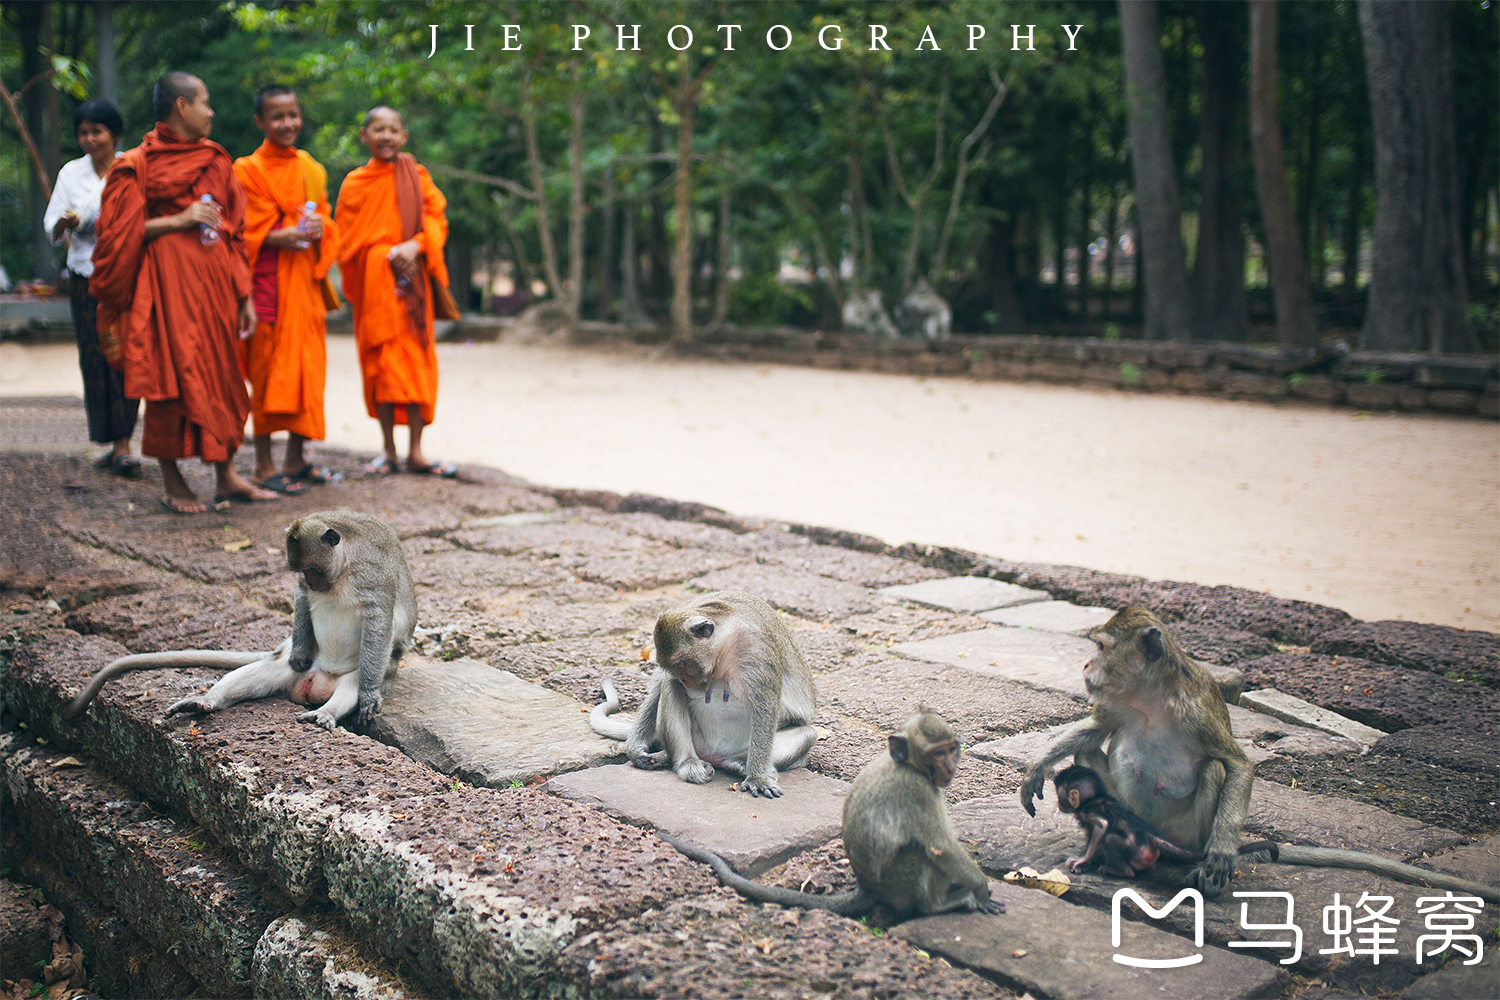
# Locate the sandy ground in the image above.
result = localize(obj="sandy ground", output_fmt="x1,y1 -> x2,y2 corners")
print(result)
3,334 -> 1495,631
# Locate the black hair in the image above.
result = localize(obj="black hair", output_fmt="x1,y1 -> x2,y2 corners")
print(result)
73,98 -> 122,138
362,105 -> 402,128
254,84 -> 296,117
152,71 -> 199,122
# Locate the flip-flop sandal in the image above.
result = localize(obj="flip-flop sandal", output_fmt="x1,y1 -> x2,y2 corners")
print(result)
408,460 -> 459,478
257,473 -> 309,495
364,457 -> 398,476
289,463 -> 340,484
159,495 -> 205,515
213,490 -> 281,505
111,454 -> 142,478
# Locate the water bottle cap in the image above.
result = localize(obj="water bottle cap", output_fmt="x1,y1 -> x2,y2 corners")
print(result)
200,194 -> 213,202
304,201 -> 316,210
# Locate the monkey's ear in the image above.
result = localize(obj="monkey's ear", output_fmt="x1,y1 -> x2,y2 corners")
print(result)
1067,788 -> 1082,809
1141,626 -> 1164,662
321,528 -> 341,547
888,734 -> 909,766
686,615 -> 714,640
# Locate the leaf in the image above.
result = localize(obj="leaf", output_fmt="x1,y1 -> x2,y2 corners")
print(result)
224,538 -> 253,553
48,757 -> 84,769
1003,866 -> 1071,897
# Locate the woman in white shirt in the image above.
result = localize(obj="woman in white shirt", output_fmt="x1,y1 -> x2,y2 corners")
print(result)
44,98 -> 140,476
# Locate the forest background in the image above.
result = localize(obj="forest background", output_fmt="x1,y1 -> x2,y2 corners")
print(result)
3,0 -> 1497,354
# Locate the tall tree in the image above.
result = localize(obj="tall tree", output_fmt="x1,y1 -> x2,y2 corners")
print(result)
1358,0 -> 1475,352
1118,0 -> 1193,340
1249,0 -> 1318,346
1193,0 -> 1248,341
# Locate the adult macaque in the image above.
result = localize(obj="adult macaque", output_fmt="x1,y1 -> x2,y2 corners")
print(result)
590,590 -> 819,798
1054,765 -> 1277,878
66,511 -> 415,729
1022,608 -> 1500,904
665,711 -> 1002,919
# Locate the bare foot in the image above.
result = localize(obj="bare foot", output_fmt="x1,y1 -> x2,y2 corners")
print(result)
161,494 -> 206,515
216,469 -> 280,503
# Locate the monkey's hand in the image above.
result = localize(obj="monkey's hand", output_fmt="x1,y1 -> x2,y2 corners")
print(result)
289,648 -> 314,673
298,707 -> 339,730
980,897 -> 1005,915
1066,856 -> 1090,873
1019,769 -> 1046,817
738,771 -> 783,798
677,759 -> 716,784
356,693 -> 382,728
166,696 -> 214,716
626,742 -> 670,770
1190,851 -> 1235,898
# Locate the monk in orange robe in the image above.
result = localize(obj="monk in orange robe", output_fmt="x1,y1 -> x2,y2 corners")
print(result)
91,72 -> 277,513
335,106 -> 455,476
234,85 -> 341,494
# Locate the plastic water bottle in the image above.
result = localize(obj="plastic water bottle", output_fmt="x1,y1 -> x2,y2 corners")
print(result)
293,201 -> 316,250
199,194 -> 219,246
394,274 -> 411,298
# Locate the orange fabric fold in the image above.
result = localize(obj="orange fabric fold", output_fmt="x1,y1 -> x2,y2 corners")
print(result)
335,156 -> 448,425
233,140 -> 341,439
90,125 -> 251,462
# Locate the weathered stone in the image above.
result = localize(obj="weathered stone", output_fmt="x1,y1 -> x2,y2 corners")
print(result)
1245,780 -> 1464,858
1169,622 -> 1280,666
1310,621 -> 1500,688
1396,384 -> 1429,410
1240,689 -> 1387,745
896,883 -> 1284,1000
0,877 -> 52,988
1422,834 -> 1500,886
1332,353 -> 1423,383
450,517 -> 641,558
545,764 -> 847,877
252,916 -> 416,1000
1427,388 -> 1480,413
1403,957 -> 1500,1000
832,601 -> 983,645
688,563 -> 879,620
819,654 -> 1087,739
772,543 -> 944,588
1151,342 -> 1212,371
1345,382 -> 1400,409
881,577 -> 1052,615
894,278 -> 952,342
892,627 -> 1094,696
978,600 -> 1115,635
565,547 -> 750,590
1371,724 -> 1500,777
1223,371 -> 1289,400
366,658 -> 624,787
1288,374 -> 1346,404
559,891 -> 1008,999
1414,357 -> 1497,390
1171,369 -> 1224,393
786,521 -> 891,554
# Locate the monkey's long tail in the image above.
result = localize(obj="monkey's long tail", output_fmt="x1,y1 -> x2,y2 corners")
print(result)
65,650 -> 270,720
589,678 -> 634,740
661,833 -> 873,917
1275,845 -> 1500,904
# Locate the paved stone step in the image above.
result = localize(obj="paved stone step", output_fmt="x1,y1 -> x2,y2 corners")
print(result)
560,892 -> 1011,999
978,599 -> 1116,634
367,657 -> 624,787
690,562 -> 882,619
881,576 -> 1052,614
545,764 -> 848,877
3,628 -> 718,999
944,792 -> 1485,991
1402,952 -> 1499,999
254,916 -> 419,1000
893,880 -> 1284,1000
1240,687 -> 1388,745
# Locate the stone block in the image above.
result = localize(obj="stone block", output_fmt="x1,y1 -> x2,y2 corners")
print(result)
1171,369 -> 1224,393
1223,372 -> 1289,400
1244,780 -> 1463,859
1403,957 -> 1500,1000
1031,359 -> 1086,382
881,577 -> 1052,614
772,543 -> 943,588
1239,689 -> 1386,745
1414,357 -> 1497,390
891,627 -> 1094,697
1422,834 -> 1500,886
978,600 -> 1116,635
1395,385 -> 1429,411
367,658 -> 625,787
544,764 -> 847,877
252,916 -> 417,1000
1479,391 -> 1500,419
893,881 -> 1284,1000
1288,374 -> 1346,404
1345,382 -> 1399,410
1151,343 -> 1213,371
999,359 -> 1032,379
1140,367 -> 1173,391
1332,353 -> 1423,383
1309,620 -> 1500,688
1427,388 -> 1479,414
0,878 -> 52,989
689,563 -> 880,620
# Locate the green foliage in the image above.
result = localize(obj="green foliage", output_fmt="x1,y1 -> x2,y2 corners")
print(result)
1118,362 -> 1141,384
729,273 -> 818,327
1364,369 -> 1384,385
1287,371 -> 1309,388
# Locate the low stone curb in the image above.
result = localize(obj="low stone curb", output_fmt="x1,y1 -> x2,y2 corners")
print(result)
1239,688 -> 1388,745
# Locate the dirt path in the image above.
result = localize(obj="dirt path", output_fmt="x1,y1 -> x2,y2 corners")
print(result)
4,335 -> 1494,630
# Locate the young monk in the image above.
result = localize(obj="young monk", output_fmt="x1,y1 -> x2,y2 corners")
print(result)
233,84 -> 341,494
91,72 -> 277,513
335,106 -> 456,477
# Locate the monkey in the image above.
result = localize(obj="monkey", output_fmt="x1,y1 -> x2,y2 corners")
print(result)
1054,765 -> 1278,878
663,711 -> 1002,920
65,511 -> 416,730
590,590 -> 819,798
1020,608 -> 1500,904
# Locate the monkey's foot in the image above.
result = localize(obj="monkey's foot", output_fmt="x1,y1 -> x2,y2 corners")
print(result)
166,696 -> 215,716
1066,857 -> 1088,872
738,773 -> 783,798
980,899 -> 1005,915
677,760 -> 715,784
298,708 -> 339,730
1018,772 -> 1045,816
1190,853 -> 1235,898
356,698 -> 382,727
626,747 -> 670,770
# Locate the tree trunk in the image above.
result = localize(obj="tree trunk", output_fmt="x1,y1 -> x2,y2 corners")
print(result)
1298,41 -> 1324,283
620,198 -> 648,323
1103,184 -> 1120,321
670,60 -> 697,344
711,185 -> 731,330
646,114 -> 671,306
520,74 -> 563,302
446,239 -> 472,312
566,90 -> 584,322
1118,0 -> 1193,340
983,216 -> 1026,334
94,1 -> 118,103
1193,0 -> 1249,341
18,3 -> 56,279
1358,0 -> 1475,351
597,166 -> 616,321
1250,0 -> 1319,346
1077,107 -> 1094,319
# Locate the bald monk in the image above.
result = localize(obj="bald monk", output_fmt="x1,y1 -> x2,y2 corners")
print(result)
234,84 -> 341,494
91,72 -> 277,513
335,106 -> 456,477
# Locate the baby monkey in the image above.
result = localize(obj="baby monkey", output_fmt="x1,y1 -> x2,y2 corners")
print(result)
1054,765 -> 1277,878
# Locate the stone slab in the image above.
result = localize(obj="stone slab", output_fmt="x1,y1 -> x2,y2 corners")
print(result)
1402,954 -> 1499,1000
367,657 -> 624,787
544,764 -> 847,877
688,562 -> 880,620
252,916 -> 416,1000
1240,688 -> 1387,746
893,880 -> 1284,1000
891,627 -> 1097,696
880,576 -> 1051,614
978,600 -> 1116,634
1422,834 -> 1500,885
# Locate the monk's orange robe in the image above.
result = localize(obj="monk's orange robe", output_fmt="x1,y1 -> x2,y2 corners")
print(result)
233,140 -> 340,440
335,156 -> 448,425
91,125 -> 251,463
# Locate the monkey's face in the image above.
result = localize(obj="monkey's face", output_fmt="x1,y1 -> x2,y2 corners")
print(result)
1084,608 -> 1168,700
925,738 -> 960,787
653,607 -> 724,688
285,517 -> 348,592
